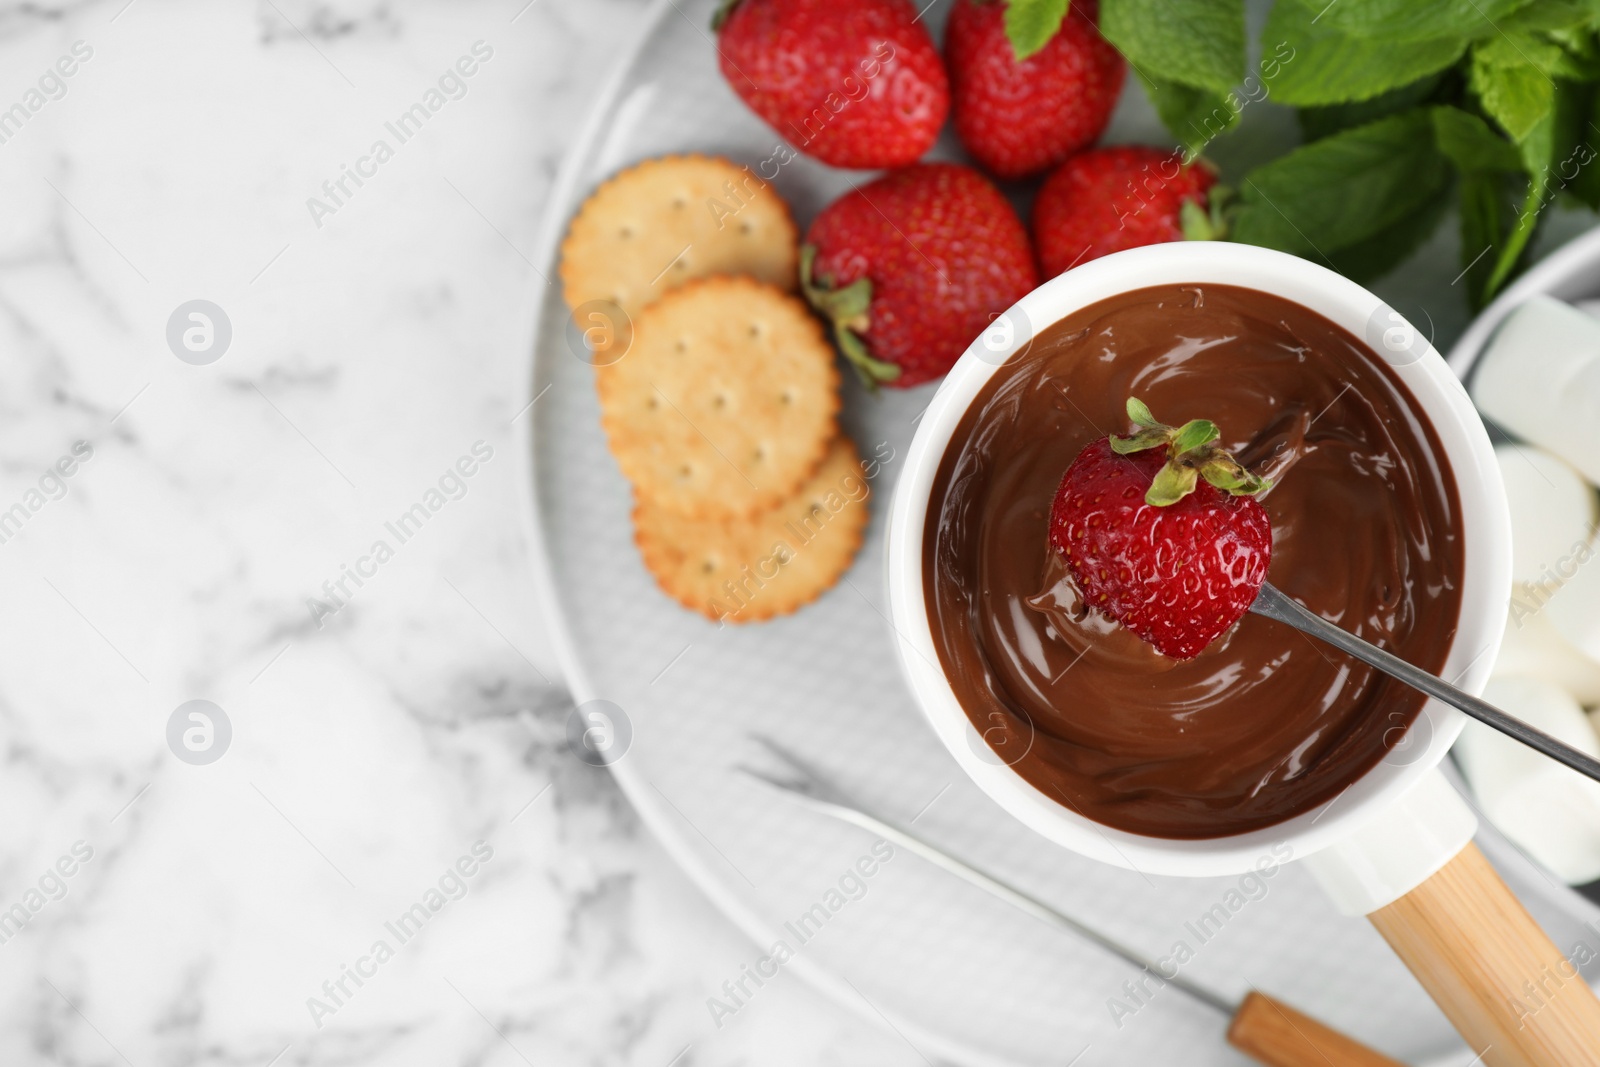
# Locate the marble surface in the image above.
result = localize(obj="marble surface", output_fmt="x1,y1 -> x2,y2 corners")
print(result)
9,1 -> 1600,1065
0,1 -> 923,1064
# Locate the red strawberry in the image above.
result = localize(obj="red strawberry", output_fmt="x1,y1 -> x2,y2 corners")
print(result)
1049,398 -> 1272,659
802,163 -> 1039,388
1034,146 -> 1218,278
714,0 -> 948,170
946,0 -> 1125,180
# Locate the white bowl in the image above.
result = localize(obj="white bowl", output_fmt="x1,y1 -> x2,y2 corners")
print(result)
886,241 -> 1510,879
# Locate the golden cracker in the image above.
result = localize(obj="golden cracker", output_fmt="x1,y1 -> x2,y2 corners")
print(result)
599,276 -> 840,518
560,154 -> 798,352
634,436 -> 871,623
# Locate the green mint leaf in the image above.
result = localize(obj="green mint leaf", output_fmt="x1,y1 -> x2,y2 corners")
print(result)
1482,80 -> 1587,300
1474,29 -> 1585,78
1279,0 -> 1538,43
1126,397 -> 1158,426
1100,0 -> 1244,93
1432,106 -> 1525,172
1325,191 -> 1451,284
1232,110 -> 1452,260
1146,464 -> 1199,507
1470,45 -> 1555,141
1004,0 -> 1071,61
1264,1 -> 1466,106
1562,84 -> 1600,209
1171,419 -> 1220,455
1136,71 -> 1239,154
1499,1 -> 1600,34
1298,74 -> 1447,141
1458,170 -> 1508,309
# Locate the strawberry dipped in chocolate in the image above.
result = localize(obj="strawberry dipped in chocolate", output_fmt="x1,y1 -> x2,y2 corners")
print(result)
1049,398 -> 1272,659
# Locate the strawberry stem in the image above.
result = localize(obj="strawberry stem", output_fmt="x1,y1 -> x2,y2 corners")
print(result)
710,0 -> 743,31
1109,396 -> 1269,506
799,244 -> 902,389
1180,185 -> 1233,242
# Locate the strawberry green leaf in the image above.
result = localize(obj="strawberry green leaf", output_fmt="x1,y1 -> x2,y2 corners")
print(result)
1100,0 -> 1244,94
1126,397 -> 1159,427
835,328 -> 902,389
1004,0 -> 1071,62
1146,464 -> 1199,507
1180,198 -> 1225,241
1109,428 -> 1170,454
1263,1 -> 1468,106
1171,419 -> 1220,455
710,0 -> 742,32
1197,456 -> 1268,496
799,244 -> 899,389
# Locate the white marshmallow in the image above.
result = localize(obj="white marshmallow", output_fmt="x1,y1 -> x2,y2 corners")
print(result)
1495,443 -> 1595,586
1472,296 -> 1600,484
1574,298 -> 1600,323
1456,676 -> 1600,884
1543,546 -> 1600,663
1495,589 -> 1600,703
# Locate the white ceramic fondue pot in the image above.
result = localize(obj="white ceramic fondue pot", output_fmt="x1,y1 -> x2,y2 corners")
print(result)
887,241 -> 1600,1065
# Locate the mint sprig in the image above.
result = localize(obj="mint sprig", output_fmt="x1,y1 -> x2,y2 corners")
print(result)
1002,0 -> 1600,308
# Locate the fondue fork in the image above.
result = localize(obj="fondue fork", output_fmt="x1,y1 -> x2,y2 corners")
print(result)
739,733 -> 1406,1067
1250,582 -> 1600,784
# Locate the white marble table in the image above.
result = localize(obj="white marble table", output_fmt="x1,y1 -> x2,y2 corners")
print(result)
0,1 -> 922,1063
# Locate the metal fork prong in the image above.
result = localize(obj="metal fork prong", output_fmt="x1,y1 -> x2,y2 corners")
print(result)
737,754 -> 1238,1017
746,733 -> 859,806
732,763 -> 806,795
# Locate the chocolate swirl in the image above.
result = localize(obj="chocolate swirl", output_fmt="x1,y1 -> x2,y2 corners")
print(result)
923,284 -> 1464,838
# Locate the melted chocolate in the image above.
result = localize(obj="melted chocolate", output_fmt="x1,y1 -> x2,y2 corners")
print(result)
923,284 -> 1463,838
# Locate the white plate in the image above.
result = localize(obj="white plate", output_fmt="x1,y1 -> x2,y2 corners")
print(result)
516,2 -> 1600,1062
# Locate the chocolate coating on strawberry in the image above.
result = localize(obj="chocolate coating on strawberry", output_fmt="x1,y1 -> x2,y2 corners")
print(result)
1049,398 -> 1272,659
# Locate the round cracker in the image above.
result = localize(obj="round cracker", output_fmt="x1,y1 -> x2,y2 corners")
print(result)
635,436 -> 870,623
598,277 -> 840,518
560,154 -> 798,352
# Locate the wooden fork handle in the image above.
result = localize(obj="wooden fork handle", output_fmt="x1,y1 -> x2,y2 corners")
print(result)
1368,842 -> 1600,1066
1227,990 -> 1407,1066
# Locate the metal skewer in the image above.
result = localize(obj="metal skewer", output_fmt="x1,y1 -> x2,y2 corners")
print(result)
1250,582 -> 1600,784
